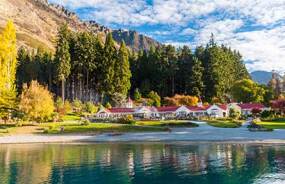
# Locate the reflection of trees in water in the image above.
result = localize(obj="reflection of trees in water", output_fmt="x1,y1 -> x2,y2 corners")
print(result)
0,144 -> 284,183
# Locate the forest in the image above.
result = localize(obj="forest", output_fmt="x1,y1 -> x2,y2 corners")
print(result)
16,25 -> 251,106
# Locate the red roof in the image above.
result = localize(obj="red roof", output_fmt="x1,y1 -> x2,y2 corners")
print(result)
187,106 -> 208,111
108,108 -> 135,113
238,103 -> 265,110
218,104 -> 228,110
157,106 -> 180,112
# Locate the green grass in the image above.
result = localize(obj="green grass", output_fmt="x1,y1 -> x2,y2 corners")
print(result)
206,120 -> 242,128
40,122 -> 169,134
62,113 -> 82,121
257,122 -> 285,129
135,120 -> 199,127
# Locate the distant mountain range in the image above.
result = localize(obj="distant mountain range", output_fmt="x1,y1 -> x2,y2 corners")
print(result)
0,0 -> 160,51
250,71 -> 275,85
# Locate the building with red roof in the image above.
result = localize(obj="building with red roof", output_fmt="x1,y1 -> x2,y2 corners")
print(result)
238,103 -> 267,115
96,103 -> 269,119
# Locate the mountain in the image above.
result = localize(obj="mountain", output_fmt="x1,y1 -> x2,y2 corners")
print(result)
112,29 -> 160,51
0,0 -> 160,52
250,71 -> 273,84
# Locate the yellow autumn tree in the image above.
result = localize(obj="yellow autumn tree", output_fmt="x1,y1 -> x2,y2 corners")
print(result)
164,94 -> 199,106
19,81 -> 55,122
0,20 -> 17,118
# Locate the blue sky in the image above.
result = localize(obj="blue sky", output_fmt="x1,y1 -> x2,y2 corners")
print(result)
48,0 -> 285,72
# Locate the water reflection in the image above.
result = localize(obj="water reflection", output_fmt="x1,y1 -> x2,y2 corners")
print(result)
0,143 -> 285,184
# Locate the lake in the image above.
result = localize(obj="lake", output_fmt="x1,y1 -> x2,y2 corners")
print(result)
0,143 -> 285,184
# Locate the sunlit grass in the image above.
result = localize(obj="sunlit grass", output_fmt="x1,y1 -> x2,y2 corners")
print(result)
40,122 -> 168,134
206,120 -> 242,128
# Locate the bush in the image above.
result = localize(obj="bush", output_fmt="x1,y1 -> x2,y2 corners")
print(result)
80,119 -> 90,126
73,99 -> 83,114
261,110 -> 275,119
85,102 -> 98,114
64,101 -> 73,114
229,108 -> 241,119
116,115 -> 135,124
105,102 -> 112,109
19,81 -> 55,122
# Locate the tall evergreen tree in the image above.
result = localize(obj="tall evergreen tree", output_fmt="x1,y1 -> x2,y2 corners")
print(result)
188,57 -> 204,97
97,33 -> 117,101
54,24 -> 71,102
113,41 -> 131,96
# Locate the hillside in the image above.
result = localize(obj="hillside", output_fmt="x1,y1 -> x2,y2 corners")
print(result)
0,0 -> 160,51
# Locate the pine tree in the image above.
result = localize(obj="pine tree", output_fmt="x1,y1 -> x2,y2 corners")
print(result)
188,57 -> 204,97
98,33 -> 117,101
0,20 -> 18,118
113,41 -> 131,96
54,24 -> 71,102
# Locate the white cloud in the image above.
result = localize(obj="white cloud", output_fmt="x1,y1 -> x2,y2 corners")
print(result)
48,0 -> 285,72
180,28 -> 196,35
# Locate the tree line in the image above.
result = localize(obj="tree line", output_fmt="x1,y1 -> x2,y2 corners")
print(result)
131,34 -> 250,103
17,24 -> 131,106
16,26 -> 253,105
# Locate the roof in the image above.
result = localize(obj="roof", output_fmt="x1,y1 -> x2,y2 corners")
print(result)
218,104 -> 228,110
108,108 -> 135,113
238,103 -> 265,110
187,106 -> 208,111
157,106 -> 180,112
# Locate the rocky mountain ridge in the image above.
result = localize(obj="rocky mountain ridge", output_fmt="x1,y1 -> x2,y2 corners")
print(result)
0,0 -> 160,51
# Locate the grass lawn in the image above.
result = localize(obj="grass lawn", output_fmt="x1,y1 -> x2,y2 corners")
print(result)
40,122 -> 168,134
206,120 -> 242,128
62,113 -> 82,121
256,118 -> 285,129
0,117 -> 199,135
257,122 -> 285,129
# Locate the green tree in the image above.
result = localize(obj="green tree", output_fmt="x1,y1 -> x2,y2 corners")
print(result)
84,102 -> 98,114
113,41 -> 131,96
231,79 -> 265,103
54,24 -> 71,102
147,91 -> 161,107
97,33 -> 117,101
19,81 -> 55,122
0,20 -> 18,119
188,57 -> 204,97
134,88 -> 141,101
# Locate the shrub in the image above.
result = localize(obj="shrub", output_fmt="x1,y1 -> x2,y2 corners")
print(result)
229,108 -> 241,119
55,97 -> 65,117
19,81 -> 55,123
73,99 -> 83,114
85,102 -> 98,114
261,110 -> 275,119
116,116 -> 135,124
134,88 -> 142,101
164,94 -> 199,106
80,119 -> 90,126
105,102 -> 112,109
64,100 -> 73,114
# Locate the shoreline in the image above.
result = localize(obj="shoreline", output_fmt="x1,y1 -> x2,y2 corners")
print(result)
1,133 -> 285,144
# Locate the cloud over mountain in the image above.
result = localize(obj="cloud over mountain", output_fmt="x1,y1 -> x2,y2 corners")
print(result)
49,0 -> 285,72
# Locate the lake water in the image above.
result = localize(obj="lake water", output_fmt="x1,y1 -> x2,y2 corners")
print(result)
0,143 -> 285,184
